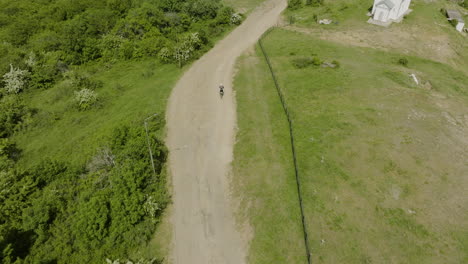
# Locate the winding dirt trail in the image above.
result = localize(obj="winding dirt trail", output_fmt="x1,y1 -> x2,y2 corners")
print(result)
166,0 -> 286,263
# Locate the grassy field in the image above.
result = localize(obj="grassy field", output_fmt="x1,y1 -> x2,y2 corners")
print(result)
232,49 -> 307,263
13,60 -> 181,168
232,24 -> 467,264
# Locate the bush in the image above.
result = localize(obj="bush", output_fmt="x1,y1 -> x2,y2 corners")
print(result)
398,58 -> 408,66
187,0 -> 221,19
288,0 -> 302,10
216,6 -> 235,25
461,1 -> 468,9
292,57 -> 313,68
65,71 -> 103,90
135,29 -> 167,57
292,56 -> 323,68
449,19 -> 458,27
0,138 -> 21,162
311,56 -> 323,66
332,60 -> 340,68
311,0 -> 324,6
74,88 -> 98,110
2,64 -> 30,94
439,8 -> 446,15
0,96 -> 32,138
158,47 -> 173,63
313,13 -> 318,23
230,13 -> 243,25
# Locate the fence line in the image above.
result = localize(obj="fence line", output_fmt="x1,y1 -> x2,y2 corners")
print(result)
258,28 -> 312,264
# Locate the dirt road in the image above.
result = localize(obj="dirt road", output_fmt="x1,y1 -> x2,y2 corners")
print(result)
166,0 -> 286,263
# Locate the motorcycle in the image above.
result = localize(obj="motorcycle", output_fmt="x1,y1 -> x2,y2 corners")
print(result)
219,84 -> 224,98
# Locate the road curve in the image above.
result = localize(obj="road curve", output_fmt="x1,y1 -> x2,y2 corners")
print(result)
166,0 -> 286,263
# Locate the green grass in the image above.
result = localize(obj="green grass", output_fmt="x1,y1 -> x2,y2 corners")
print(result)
285,0 -> 371,28
285,0 -> 468,70
233,27 -> 468,263
14,60 -> 181,168
232,50 -> 307,264
224,0 -> 268,13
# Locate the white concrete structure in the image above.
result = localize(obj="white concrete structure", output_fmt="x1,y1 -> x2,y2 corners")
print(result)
446,9 -> 465,33
371,0 -> 411,24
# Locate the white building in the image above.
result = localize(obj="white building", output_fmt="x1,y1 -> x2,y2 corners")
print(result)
446,9 -> 465,33
371,0 -> 412,23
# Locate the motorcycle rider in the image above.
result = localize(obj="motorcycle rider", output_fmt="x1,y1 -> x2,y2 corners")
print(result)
219,83 -> 224,93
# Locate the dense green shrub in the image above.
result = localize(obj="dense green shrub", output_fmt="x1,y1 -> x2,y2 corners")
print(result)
311,56 -> 323,66
0,138 -> 21,164
332,60 -> 341,68
0,120 -> 168,263
230,13 -> 243,25
448,19 -> 458,27
216,6 -> 235,25
398,57 -> 409,66
288,0 -> 302,10
74,88 -> 98,110
0,95 -> 32,138
2,64 -> 29,94
311,0 -> 325,6
291,56 -> 322,68
187,0 -> 222,19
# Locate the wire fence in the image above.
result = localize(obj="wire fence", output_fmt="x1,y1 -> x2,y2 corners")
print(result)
258,27 -> 312,264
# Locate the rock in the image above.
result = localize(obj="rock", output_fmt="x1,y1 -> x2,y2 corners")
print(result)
319,19 -> 332,25
321,62 -> 337,68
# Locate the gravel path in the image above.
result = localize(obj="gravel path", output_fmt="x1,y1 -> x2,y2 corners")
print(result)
166,0 -> 286,263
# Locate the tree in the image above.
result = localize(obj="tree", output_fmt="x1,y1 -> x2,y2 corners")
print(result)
2,64 -> 29,94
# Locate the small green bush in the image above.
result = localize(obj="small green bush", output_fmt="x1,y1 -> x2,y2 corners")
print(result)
461,1 -> 468,9
0,96 -> 32,138
311,57 -> 323,66
311,0 -> 324,6
292,57 -> 313,68
2,64 -> 30,94
449,19 -> 458,27
74,88 -> 98,110
230,13 -> 243,25
398,58 -> 409,66
288,0 -> 302,10
292,56 -> 323,68
332,60 -> 340,68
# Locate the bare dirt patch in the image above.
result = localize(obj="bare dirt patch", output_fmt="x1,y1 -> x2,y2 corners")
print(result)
284,25 -> 459,66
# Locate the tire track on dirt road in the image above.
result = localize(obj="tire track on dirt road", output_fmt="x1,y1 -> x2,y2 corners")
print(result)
166,0 -> 286,263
